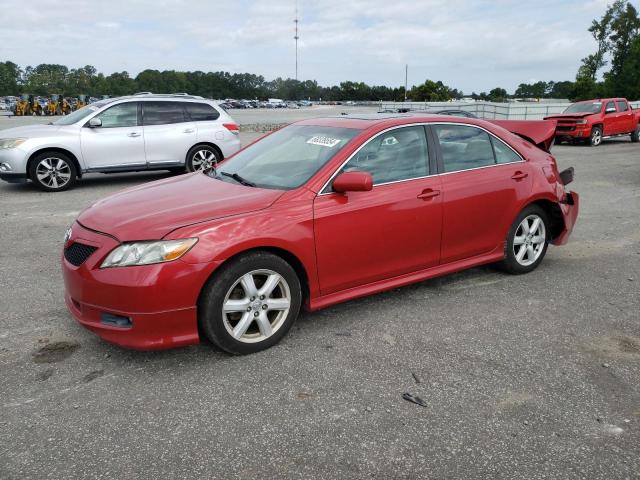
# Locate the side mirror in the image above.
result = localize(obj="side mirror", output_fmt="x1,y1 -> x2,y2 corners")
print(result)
332,171 -> 373,193
88,117 -> 102,128
605,107 -> 616,114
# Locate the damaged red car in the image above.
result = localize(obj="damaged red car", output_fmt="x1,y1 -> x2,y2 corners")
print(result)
62,114 -> 579,354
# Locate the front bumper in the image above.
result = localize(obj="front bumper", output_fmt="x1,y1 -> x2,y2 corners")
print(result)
552,191 -> 580,246
62,222 -> 217,350
0,172 -> 27,183
0,147 -> 29,177
555,126 -> 590,139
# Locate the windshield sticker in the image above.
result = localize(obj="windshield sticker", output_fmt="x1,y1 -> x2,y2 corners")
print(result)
307,136 -> 342,148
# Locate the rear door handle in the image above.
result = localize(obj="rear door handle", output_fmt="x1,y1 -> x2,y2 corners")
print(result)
128,132 -> 141,137
417,188 -> 440,200
511,171 -> 528,180
183,128 -> 195,133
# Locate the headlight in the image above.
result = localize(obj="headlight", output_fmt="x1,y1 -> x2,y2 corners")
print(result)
101,238 -> 198,268
576,119 -> 587,125
0,138 -> 27,149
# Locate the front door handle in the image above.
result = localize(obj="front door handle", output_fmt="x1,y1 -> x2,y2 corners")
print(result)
128,132 -> 141,137
511,171 -> 528,180
417,188 -> 440,200
183,128 -> 195,133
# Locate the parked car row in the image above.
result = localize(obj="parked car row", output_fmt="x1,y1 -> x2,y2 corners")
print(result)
218,99 -> 312,110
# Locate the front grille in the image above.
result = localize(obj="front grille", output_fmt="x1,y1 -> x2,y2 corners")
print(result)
64,242 -> 98,267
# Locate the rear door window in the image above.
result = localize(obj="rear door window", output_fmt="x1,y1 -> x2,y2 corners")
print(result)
185,103 -> 220,121
491,136 -> 522,164
616,100 -> 629,112
142,101 -> 187,126
433,125 -> 495,173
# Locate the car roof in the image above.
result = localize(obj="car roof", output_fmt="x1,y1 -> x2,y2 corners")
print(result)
295,113 -> 483,130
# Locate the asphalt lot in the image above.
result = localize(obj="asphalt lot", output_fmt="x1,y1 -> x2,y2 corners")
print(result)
0,113 -> 639,479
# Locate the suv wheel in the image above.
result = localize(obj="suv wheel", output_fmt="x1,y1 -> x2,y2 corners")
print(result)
29,152 -> 77,192
631,125 -> 640,143
186,145 -> 220,172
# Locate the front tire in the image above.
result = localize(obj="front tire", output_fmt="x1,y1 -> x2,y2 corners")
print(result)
28,152 -> 77,192
186,145 -> 221,172
631,125 -> 639,143
588,126 -> 602,147
500,205 -> 550,274
198,252 -> 302,354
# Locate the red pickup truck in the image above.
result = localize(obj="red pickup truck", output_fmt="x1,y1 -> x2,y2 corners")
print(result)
544,98 -> 640,146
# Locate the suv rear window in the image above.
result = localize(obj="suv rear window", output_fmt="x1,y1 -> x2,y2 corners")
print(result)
185,103 -> 220,121
142,101 -> 186,125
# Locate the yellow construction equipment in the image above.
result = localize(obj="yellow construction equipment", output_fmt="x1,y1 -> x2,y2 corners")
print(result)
45,94 -> 63,116
29,95 -> 44,116
13,95 -> 30,116
74,94 -> 88,111
61,97 -> 72,115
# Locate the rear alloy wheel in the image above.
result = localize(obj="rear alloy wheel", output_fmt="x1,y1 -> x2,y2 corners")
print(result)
186,145 -> 220,172
29,152 -> 77,192
588,126 -> 602,147
199,252 -> 301,354
631,125 -> 640,143
500,205 -> 550,274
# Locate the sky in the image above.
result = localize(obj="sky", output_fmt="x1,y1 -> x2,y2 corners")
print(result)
0,0 -> 621,94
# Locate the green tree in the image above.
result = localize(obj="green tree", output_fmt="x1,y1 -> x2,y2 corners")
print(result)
408,80 -> 453,101
0,61 -> 20,95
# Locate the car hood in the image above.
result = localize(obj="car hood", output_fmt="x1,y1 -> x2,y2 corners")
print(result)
0,124 -> 69,139
543,112 -> 594,120
77,173 -> 285,241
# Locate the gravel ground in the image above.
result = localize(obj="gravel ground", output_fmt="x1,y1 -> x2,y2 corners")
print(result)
0,113 -> 639,479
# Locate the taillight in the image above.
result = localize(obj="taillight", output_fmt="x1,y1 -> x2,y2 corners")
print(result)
223,123 -> 239,135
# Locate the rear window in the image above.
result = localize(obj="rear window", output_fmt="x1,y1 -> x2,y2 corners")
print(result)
185,102 -> 220,121
142,101 -> 186,125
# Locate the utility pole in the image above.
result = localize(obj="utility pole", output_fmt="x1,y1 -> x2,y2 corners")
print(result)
404,64 -> 408,102
294,1 -> 299,82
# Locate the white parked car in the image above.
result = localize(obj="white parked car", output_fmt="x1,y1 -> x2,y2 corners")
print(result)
0,94 -> 241,191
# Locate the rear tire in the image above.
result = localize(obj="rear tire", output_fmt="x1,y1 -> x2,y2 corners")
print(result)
198,252 -> 302,355
28,152 -> 77,192
500,205 -> 550,275
588,126 -> 602,147
554,137 -> 562,145
631,125 -> 639,143
186,145 -> 221,172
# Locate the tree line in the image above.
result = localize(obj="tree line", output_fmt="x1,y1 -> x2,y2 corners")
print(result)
1,1 -> 638,102
0,61 -> 577,102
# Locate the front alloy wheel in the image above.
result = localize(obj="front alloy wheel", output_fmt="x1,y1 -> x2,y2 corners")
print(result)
222,270 -> 291,343
589,126 -> 602,147
29,152 -> 77,192
199,252 -> 302,354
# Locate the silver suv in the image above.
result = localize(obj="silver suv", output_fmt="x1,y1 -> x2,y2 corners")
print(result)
0,94 -> 241,191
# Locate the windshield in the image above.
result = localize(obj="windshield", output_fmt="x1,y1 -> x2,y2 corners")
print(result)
563,102 -> 602,114
52,105 -> 99,125
215,125 -> 360,190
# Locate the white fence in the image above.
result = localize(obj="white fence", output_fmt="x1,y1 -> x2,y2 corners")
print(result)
379,101 -> 640,120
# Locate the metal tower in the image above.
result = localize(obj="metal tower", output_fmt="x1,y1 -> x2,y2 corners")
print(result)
294,1 -> 299,81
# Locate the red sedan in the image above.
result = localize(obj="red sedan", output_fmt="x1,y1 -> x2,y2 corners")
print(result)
62,114 -> 579,354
